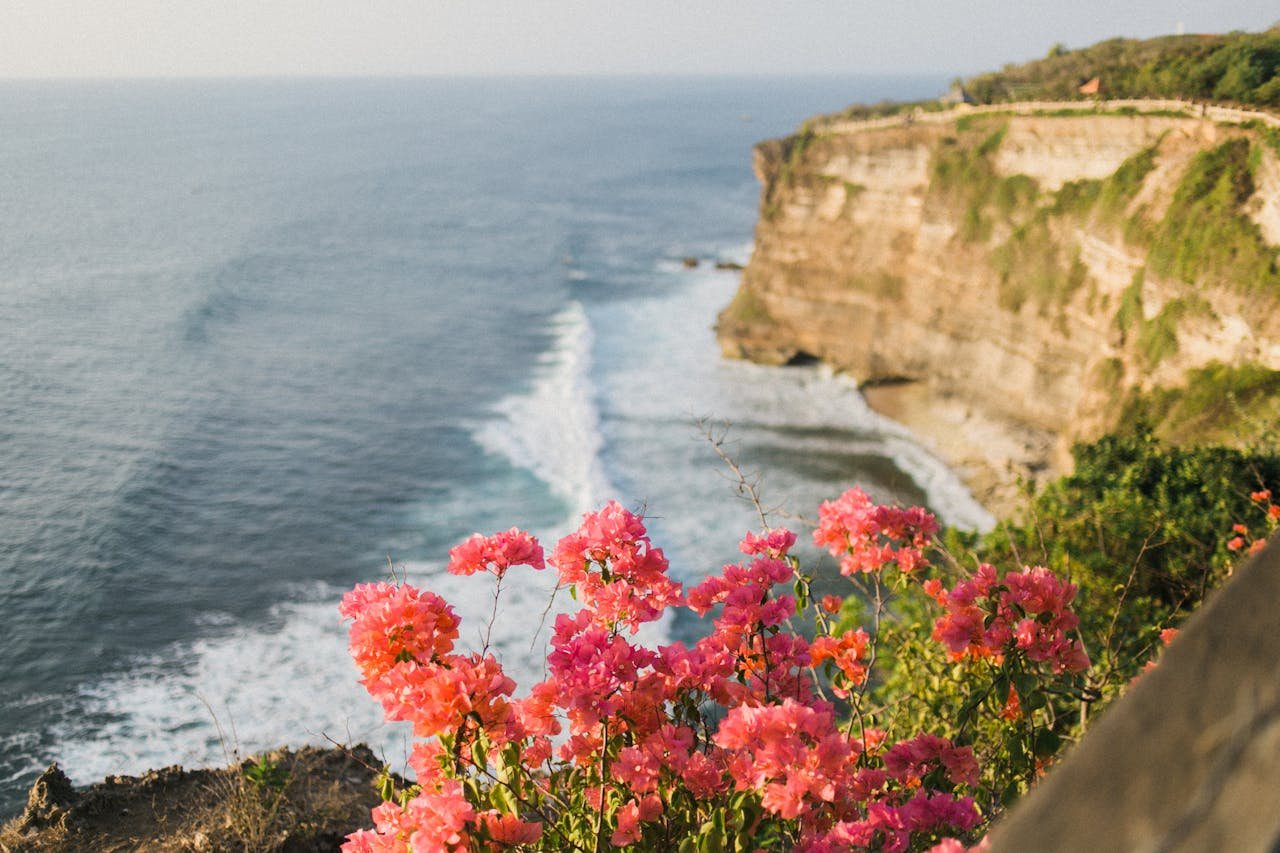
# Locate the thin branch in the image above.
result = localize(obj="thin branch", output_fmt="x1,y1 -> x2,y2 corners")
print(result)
699,418 -> 771,530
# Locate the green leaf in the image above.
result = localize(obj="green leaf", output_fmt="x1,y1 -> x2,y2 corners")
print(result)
794,579 -> 810,611
1013,672 -> 1039,697
699,822 -> 726,853
1033,728 -> 1062,758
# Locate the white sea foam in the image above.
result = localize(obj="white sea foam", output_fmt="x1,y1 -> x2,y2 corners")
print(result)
590,260 -> 993,541
50,583 -> 416,786
474,300 -> 612,518
466,297 -> 674,676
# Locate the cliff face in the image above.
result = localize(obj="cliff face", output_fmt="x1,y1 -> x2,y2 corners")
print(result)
718,104 -> 1280,513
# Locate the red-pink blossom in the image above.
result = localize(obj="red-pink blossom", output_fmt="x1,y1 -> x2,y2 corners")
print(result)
883,734 -> 980,787
740,527 -> 799,557
714,699 -> 854,819
340,583 -> 460,683
446,527 -> 544,577
342,781 -> 476,853
810,628 -> 870,695
477,811 -> 542,847
931,565 -> 1089,674
610,795 -> 662,846
813,487 -> 937,576
548,502 -> 683,630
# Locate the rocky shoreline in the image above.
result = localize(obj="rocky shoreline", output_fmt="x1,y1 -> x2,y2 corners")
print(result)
1,745 -> 384,852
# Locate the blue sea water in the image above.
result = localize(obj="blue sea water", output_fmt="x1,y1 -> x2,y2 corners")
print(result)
0,75 -> 989,814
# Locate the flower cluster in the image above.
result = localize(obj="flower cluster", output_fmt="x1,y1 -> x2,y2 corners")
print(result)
446,528 -> 545,578
339,490 -> 1094,851
813,486 -> 938,575
1226,489 -> 1279,556
548,501 -> 683,631
340,581 -> 517,745
929,564 -> 1090,675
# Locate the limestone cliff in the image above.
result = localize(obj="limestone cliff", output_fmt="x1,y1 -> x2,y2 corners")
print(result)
718,102 -> 1280,513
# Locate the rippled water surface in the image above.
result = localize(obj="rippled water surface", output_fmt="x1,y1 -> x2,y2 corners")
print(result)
0,75 -> 988,813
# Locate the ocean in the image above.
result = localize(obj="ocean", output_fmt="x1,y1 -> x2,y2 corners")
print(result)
0,75 -> 989,814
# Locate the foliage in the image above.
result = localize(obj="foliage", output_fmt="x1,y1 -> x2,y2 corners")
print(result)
968,429 -> 1280,716
1112,269 -> 1145,335
929,122 -> 1035,242
1094,143 -> 1158,219
1134,297 -> 1213,367
1145,138 -> 1280,295
243,755 -> 291,793
836,99 -> 945,121
961,30 -> 1280,107
1121,360 -> 1280,445
992,216 -> 1088,313
763,124 -> 820,219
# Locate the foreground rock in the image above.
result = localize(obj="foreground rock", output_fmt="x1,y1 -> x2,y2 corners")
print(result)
0,745 -> 383,852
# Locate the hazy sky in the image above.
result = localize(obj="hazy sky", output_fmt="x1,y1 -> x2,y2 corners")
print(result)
2,1 -> 1278,79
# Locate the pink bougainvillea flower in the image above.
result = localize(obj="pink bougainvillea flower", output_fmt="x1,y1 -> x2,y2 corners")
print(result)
740,527 -> 799,557
883,733 -> 979,788
810,628 -> 870,695
342,781 -> 476,853
446,527 -> 544,577
477,811 -> 542,846
813,487 -> 937,576
609,795 -> 662,846
932,564 -> 1089,674
548,501 -> 683,630
340,583 -> 461,683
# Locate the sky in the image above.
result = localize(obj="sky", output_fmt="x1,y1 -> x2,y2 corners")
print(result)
1,1 -> 1278,79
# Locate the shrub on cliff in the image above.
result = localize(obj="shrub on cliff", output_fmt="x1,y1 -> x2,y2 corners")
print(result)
962,30 -> 1280,107
963,428 -> 1280,710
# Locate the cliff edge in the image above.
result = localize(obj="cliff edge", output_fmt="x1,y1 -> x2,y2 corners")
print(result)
718,101 -> 1280,514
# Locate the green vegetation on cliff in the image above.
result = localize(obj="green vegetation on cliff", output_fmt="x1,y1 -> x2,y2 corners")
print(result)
1145,138 -> 1280,294
963,27 -> 1280,107
1121,361 -> 1280,445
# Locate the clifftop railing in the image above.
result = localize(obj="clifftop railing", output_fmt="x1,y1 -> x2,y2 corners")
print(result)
814,98 -> 1280,135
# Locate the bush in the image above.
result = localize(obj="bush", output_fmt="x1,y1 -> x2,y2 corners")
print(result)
959,30 -> 1280,107
970,429 -> 1280,713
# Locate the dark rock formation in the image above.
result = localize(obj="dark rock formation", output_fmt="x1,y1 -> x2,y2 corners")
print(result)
1,745 -> 386,852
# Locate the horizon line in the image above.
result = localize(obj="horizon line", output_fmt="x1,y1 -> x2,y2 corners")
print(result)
0,69 -> 962,84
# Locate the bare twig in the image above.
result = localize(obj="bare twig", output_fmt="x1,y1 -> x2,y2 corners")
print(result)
698,418 -> 771,530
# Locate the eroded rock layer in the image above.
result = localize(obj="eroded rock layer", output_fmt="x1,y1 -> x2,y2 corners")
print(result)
718,105 -> 1280,512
